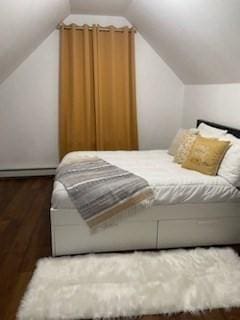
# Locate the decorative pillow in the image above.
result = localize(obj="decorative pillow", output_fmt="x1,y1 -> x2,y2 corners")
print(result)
168,129 -> 186,156
218,134 -> 240,187
182,136 -> 230,176
174,132 -> 198,164
198,122 -> 227,138
168,128 -> 198,156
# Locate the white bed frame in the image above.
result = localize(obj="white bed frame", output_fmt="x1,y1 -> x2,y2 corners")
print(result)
51,120 -> 240,256
51,202 -> 240,256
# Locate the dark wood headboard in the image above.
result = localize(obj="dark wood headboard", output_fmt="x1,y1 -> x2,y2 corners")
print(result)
197,119 -> 240,139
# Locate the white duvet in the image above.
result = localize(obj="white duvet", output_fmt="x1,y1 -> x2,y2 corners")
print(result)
52,150 -> 240,209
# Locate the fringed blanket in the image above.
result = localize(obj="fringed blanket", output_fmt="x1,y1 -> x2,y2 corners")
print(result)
56,157 -> 153,228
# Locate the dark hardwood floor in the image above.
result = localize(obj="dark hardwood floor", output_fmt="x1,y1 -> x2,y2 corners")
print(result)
0,177 -> 239,320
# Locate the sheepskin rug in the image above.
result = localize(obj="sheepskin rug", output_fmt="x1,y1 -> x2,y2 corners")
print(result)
18,248 -> 240,319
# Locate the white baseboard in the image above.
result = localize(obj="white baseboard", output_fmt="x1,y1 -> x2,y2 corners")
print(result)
0,168 -> 56,178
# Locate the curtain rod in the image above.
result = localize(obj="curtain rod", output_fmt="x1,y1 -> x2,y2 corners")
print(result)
56,23 -> 136,33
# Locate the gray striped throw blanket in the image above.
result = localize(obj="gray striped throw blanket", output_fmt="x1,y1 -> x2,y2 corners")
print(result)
56,157 -> 153,228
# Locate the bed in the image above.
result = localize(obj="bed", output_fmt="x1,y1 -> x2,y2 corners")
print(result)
50,120 -> 240,256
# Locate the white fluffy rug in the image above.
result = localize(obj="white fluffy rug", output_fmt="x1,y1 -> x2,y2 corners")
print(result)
18,248 -> 240,319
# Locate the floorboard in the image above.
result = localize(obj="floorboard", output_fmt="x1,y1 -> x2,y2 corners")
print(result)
0,177 -> 239,320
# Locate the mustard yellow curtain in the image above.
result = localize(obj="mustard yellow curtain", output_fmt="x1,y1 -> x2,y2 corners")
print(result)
59,25 -> 96,158
59,24 -> 138,159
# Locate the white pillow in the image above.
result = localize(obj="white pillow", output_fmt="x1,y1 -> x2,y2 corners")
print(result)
198,123 -> 227,138
223,133 -> 240,144
218,134 -> 240,187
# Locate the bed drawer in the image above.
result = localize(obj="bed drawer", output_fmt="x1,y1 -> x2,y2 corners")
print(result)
53,221 -> 157,256
157,217 -> 240,248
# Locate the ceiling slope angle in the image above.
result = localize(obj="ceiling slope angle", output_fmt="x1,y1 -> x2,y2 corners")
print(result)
2,0 -> 240,85
0,0 -> 70,84
70,0 -> 132,16
125,0 -> 240,84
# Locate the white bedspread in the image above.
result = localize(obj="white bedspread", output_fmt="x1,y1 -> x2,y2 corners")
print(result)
52,150 -> 240,209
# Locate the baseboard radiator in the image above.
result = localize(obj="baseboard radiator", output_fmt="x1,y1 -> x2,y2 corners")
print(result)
0,168 -> 56,178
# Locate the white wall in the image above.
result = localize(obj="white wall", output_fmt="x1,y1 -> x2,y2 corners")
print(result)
0,31 -> 59,170
0,14 -> 183,170
183,84 -> 240,129
135,32 -> 184,149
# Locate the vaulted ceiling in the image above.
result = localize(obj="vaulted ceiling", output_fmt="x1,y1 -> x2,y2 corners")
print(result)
1,0 -> 240,84
0,0 -> 70,84
126,0 -> 240,84
70,0 -> 131,16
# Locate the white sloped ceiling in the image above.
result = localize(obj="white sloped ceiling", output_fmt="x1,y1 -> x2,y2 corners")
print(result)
125,0 -> 240,84
0,0 -> 70,84
70,0 -> 131,16
1,0 -> 240,84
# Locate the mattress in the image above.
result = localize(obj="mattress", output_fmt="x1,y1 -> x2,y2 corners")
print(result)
52,150 -> 240,210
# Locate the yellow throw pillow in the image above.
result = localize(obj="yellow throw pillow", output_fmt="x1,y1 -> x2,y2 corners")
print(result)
174,132 -> 198,164
182,136 -> 230,176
